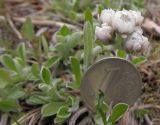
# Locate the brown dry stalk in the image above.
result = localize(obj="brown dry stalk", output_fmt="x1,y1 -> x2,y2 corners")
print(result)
0,15 -> 80,29
6,14 -> 23,39
12,108 -> 41,125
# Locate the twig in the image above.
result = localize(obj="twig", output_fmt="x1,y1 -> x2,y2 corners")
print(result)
0,114 -> 8,125
131,104 -> 160,111
6,0 -> 23,2
36,27 -> 48,37
14,17 -> 79,29
77,117 -> 94,125
144,114 -> 153,125
6,14 -> 23,39
6,0 -> 33,3
28,111 -> 41,125
69,107 -> 88,125
0,15 -> 80,29
138,104 -> 160,110
12,108 -> 40,125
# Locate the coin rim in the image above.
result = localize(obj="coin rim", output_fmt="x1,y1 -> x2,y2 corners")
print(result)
80,57 -> 142,111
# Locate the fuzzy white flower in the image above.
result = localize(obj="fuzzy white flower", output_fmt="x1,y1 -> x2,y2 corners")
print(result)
96,8 -> 147,51
99,9 -> 115,25
124,32 -> 150,52
135,27 -> 143,34
95,25 -> 113,44
129,10 -> 144,25
111,10 -> 136,34
101,23 -> 113,33
141,36 -> 150,52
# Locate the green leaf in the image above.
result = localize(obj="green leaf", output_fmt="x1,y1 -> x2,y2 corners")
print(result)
132,56 -> 146,65
7,91 -> 25,100
55,31 -> 82,61
55,42 -> 69,60
57,106 -> 71,118
69,10 -> 77,20
96,92 -> 109,113
15,57 -> 25,67
27,95 -> 50,105
45,56 -> 61,68
40,66 -> 52,84
96,92 -> 108,125
58,25 -> 70,36
97,91 -> 104,108
54,117 -> 66,124
102,101 -> 109,113
7,90 -> 25,100
47,79 -> 63,100
0,68 -> 11,88
67,96 -> 79,111
0,99 -> 19,112
1,54 -> 17,72
98,4 -> 104,14
0,68 -> 11,82
108,103 -> 128,123
38,83 -> 48,92
104,0 -> 110,7
21,18 -> 34,40
47,88 -> 60,100
115,34 -> 123,49
116,50 -> 126,58
14,58 -> 24,73
54,33 -> 66,43
41,36 -> 49,56
17,43 -> 26,62
0,0 -> 4,9
83,21 -> 94,67
41,102 -> 64,117
31,63 -> 40,78
67,32 -> 82,49
70,57 -> 81,88
84,8 -> 93,24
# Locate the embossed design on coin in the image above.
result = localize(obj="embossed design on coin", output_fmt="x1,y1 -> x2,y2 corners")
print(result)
80,57 -> 142,111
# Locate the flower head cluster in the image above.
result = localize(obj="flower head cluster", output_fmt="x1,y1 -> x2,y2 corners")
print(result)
95,9 -> 150,53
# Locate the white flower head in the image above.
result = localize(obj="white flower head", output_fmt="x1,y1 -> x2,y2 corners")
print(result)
141,36 -> 150,52
135,27 -> 143,35
129,10 -> 144,25
100,9 -> 115,25
95,25 -> 113,44
124,31 -> 150,53
133,42 -> 142,51
112,10 -> 136,34
96,9 -> 146,48
101,23 -> 113,33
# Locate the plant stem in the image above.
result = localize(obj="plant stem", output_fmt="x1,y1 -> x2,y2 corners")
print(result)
98,108 -> 107,125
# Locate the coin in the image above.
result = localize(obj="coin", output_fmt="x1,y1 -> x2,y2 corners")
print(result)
80,57 -> 142,111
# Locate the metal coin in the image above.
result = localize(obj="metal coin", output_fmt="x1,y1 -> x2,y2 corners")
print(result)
80,57 -> 142,111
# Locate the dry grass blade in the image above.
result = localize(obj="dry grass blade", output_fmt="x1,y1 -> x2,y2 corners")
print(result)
144,114 -> 153,125
6,14 -> 23,39
69,107 -> 89,125
28,111 -> 41,125
12,108 -> 41,125
0,114 -> 9,125
0,16 -> 80,30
